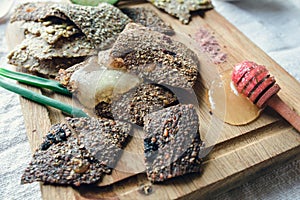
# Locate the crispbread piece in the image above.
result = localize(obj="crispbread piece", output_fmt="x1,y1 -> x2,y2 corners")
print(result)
31,57 -> 85,77
66,117 -> 132,170
10,2 -> 67,23
39,123 -> 72,150
147,0 -> 213,24
11,2 -> 131,48
121,7 -> 174,35
21,123 -> 106,186
8,35 -> 95,61
22,21 -> 81,44
8,2 -> 131,76
110,83 -> 178,126
106,23 -> 199,88
143,104 -> 205,182
21,137 -> 106,186
8,51 -> 85,77
7,35 -> 95,77
22,117 -> 132,186
58,3 -> 131,48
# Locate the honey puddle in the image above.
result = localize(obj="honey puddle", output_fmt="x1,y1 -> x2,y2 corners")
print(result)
208,70 -> 261,125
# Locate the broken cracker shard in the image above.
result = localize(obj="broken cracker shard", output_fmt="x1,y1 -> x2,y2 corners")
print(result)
21,136 -> 106,186
121,7 -> 175,35
104,23 -> 199,88
21,117 -> 131,186
148,0 -> 213,24
10,2 -> 131,48
66,117 -> 131,170
7,2 -> 130,77
110,83 -> 179,126
143,104 -> 205,182
22,21 -> 80,44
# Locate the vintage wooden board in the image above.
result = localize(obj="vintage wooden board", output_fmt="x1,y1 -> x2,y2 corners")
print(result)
16,1 -> 300,199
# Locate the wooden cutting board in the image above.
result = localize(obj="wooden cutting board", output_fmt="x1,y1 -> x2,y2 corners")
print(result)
17,1 -> 300,199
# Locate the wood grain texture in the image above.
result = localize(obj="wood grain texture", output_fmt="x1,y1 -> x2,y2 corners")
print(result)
18,2 -> 300,199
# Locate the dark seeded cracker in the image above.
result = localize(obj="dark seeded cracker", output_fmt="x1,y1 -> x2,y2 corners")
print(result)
66,117 -> 131,170
108,23 -> 199,88
111,83 -> 178,126
121,7 -> 174,35
21,123 -> 106,186
21,137 -> 105,186
22,117 -> 132,186
8,2 -> 130,76
58,3 -> 131,48
143,104 -> 205,182
8,35 -> 95,61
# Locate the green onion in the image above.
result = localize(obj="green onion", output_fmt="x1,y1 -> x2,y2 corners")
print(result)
0,77 -> 88,118
70,0 -> 119,6
0,68 -> 71,96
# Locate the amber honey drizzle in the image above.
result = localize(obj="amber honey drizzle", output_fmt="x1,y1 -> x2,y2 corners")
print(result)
208,70 -> 261,125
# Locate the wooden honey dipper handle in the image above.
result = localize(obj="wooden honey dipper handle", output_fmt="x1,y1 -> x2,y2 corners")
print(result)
232,61 -> 300,132
267,94 -> 300,132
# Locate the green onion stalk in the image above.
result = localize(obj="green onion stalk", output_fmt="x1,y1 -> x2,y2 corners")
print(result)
0,76 -> 88,118
70,0 -> 119,6
0,68 -> 71,96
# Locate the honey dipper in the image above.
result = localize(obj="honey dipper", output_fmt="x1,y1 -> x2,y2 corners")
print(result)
232,61 -> 300,132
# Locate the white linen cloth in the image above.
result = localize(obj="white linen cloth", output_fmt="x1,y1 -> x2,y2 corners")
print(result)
0,0 -> 299,199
